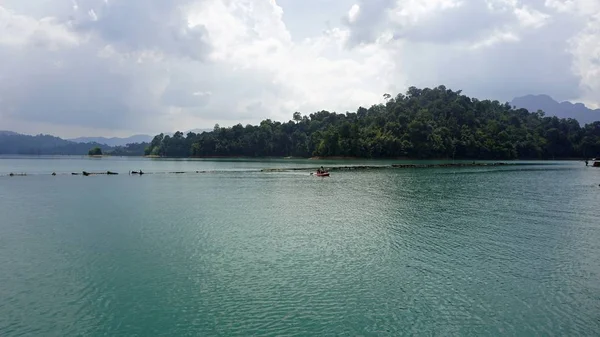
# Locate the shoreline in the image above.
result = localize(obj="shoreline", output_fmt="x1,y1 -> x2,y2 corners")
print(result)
141,155 -> 585,161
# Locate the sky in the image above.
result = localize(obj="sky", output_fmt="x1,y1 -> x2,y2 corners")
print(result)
1,0 -> 599,138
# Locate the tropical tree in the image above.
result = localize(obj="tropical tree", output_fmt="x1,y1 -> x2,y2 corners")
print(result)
88,147 -> 102,156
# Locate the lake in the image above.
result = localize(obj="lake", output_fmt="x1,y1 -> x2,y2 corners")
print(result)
1,156 -> 599,336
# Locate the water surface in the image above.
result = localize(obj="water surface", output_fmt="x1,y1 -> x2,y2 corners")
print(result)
0,157 -> 599,336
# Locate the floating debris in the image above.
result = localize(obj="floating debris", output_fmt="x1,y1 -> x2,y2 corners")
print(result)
261,162 -> 517,173
80,171 -> 119,176
2,162 -> 539,178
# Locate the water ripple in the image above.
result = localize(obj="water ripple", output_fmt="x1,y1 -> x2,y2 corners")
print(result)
1,162 -> 600,335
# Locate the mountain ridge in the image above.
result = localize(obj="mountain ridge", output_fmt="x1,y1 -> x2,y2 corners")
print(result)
510,94 -> 600,125
67,129 -> 213,146
68,134 -> 153,147
0,132 -> 148,156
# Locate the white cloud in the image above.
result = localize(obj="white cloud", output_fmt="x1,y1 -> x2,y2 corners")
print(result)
0,0 -> 599,137
193,91 -> 212,97
389,0 -> 463,26
348,4 -> 360,23
544,0 -> 575,12
545,0 -> 600,14
486,0 -> 518,12
514,6 -> 550,28
0,7 -> 80,49
569,12 -> 600,106
88,9 -> 98,21
469,29 -> 520,49
72,0 -> 211,60
186,0 -> 397,121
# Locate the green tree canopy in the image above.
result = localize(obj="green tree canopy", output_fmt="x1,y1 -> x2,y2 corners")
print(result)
88,147 -> 103,156
144,85 -> 600,160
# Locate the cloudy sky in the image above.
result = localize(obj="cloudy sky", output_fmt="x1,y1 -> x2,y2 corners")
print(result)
1,0 -> 599,138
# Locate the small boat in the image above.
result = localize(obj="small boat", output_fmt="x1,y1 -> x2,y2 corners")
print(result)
316,172 -> 330,177
592,158 -> 600,167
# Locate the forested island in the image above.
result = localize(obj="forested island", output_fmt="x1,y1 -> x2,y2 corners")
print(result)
88,147 -> 103,156
2,86 -> 598,159
145,86 -> 600,160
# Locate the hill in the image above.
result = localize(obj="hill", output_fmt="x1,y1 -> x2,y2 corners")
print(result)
0,133 -> 112,155
0,132 -> 148,156
145,85 -> 600,159
68,134 -> 153,146
511,95 -> 600,125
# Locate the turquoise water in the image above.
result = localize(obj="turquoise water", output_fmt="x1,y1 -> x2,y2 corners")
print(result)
1,157 -> 599,336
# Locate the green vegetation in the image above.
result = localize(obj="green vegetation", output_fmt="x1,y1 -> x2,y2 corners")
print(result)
88,147 -> 103,156
145,86 -> 600,159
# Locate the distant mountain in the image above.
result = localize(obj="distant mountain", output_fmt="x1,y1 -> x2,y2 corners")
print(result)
69,129 -> 212,145
511,94 -> 600,125
0,133 -> 112,155
0,132 -> 147,156
68,134 -> 153,146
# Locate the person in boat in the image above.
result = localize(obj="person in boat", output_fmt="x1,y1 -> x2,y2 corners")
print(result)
320,166 -> 325,173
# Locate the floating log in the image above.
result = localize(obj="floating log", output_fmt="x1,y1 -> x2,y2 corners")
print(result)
260,162 -> 521,172
1,161 -> 533,178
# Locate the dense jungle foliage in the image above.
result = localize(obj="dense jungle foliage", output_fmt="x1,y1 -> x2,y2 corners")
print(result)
144,86 -> 600,159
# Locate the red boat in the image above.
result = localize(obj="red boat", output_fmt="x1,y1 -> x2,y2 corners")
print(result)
316,172 -> 330,177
